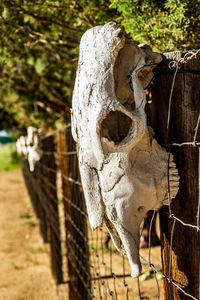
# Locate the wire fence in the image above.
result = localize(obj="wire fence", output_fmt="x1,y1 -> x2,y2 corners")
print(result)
20,125 -> 164,300
150,50 -> 200,300
19,50 -> 200,300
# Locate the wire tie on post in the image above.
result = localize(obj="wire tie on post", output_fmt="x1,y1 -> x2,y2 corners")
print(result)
167,277 -> 173,284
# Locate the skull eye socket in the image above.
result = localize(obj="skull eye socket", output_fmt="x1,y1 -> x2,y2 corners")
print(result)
100,110 -> 134,145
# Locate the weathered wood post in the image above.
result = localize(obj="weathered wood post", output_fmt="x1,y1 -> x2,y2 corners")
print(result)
21,157 -> 49,243
41,135 -> 63,284
151,51 -> 200,300
21,159 -> 38,216
58,127 -> 77,298
58,126 -> 91,300
34,158 -> 49,243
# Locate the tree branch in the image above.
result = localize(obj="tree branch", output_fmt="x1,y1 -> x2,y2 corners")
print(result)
14,83 -> 70,116
12,3 -> 84,33
16,26 -> 79,47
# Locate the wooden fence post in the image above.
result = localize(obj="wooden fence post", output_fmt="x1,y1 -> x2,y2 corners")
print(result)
58,126 -> 92,300
41,135 -> 63,284
151,51 -> 200,299
21,157 -> 48,243
34,159 -> 49,243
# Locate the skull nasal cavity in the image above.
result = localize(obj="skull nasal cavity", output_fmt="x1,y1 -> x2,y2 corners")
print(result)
100,111 -> 133,144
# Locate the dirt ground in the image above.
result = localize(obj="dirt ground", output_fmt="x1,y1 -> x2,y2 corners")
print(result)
0,169 -> 164,300
0,170 -> 58,300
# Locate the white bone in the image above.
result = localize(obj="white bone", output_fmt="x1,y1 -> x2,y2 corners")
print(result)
26,127 -> 42,172
27,126 -> 38,146
16,138 -> 23,155
16,136 -> 28,157
71,22 -> 179,278
27,145 -> 42,172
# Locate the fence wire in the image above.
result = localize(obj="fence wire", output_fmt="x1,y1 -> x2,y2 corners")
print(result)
151,50 -> 200,300
19,50 -> 200,300
20,125 -> 163,300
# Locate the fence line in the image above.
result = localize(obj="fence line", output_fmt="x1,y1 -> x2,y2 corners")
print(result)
18,51 -> 200,300
20,122 -> 199,300
20,126 -> 163,299
150,49 -> 200,300
162,51 -> 200,299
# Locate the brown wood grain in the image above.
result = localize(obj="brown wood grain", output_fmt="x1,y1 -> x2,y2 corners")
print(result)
58,128 -> 77,298
58,127 -> 92,300
42,135 -> 63,284
151,51 -> 200,300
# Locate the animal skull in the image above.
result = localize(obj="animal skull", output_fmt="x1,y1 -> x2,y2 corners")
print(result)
71,22 -> 179,277
16,136 -> 28,158
26,127 -> 42,172
16,137 -> 23,155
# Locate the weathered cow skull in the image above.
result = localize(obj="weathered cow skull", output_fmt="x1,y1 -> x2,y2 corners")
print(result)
16,137 -> 23,155
16,136 -> 28,158
71,22 -> 179,277
26,127 -> 42,172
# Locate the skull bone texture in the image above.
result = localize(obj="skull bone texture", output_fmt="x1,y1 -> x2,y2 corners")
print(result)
16,136 -> 28,158
26,127 -> 42,172
71,22 -> 179,277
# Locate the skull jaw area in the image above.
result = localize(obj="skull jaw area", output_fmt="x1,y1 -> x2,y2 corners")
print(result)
104,212 -> 142,278
98,128 -> 179,277
99,168 -> 158,278
111,220 -> 142,278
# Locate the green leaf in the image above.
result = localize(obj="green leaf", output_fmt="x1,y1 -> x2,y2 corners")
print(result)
139,271 -> 152,281
35,58 -> 45,74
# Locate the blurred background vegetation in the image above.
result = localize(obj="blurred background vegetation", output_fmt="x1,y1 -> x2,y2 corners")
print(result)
0,143 -> 20,171
0,0 -> 199,134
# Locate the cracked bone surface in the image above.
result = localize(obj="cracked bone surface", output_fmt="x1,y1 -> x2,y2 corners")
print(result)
71,22 -> 179,278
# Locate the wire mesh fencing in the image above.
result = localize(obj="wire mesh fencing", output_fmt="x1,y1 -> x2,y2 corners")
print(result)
20,121 -> 199,300
150,50 -> 200,300
19,50 -> 200,300
20,125 -> 165,300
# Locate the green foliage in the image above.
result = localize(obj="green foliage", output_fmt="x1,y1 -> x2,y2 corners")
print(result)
0,0 -> 116,132
110,0 -> 200,52
139,268 -> 163,281
24,219 -> 36,227
19,212 -> 31,219
11,262 -> 21,269
28,246 -> 44,253
0,143 -> 20,171
0,0 -> 199,132
58,198 -> 63,204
